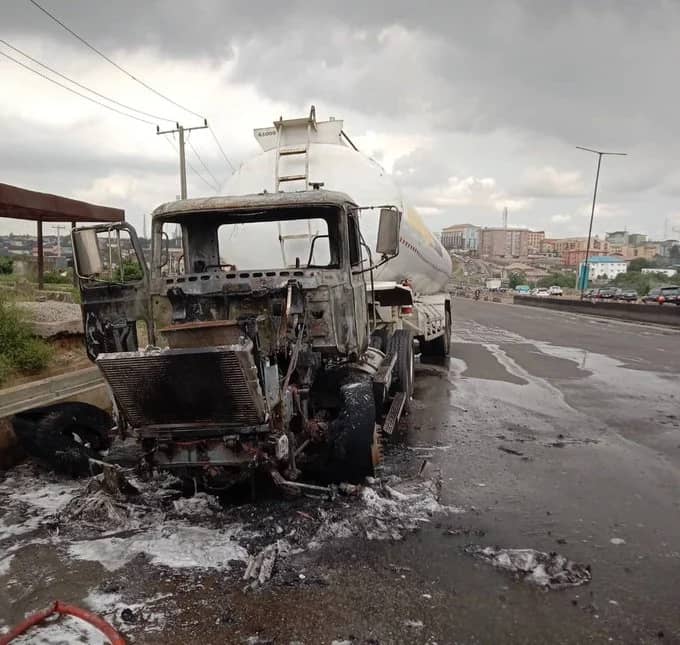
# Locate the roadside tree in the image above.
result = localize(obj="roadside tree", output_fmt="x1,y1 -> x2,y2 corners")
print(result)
508,272 -> 527,289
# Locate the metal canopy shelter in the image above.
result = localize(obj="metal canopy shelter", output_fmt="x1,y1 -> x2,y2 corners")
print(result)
0,182 -> 124,289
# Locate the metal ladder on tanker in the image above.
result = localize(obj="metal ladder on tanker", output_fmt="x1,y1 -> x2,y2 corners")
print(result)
274,106 -> 318,267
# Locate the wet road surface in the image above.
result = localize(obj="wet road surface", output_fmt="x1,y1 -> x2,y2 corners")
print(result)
2,298 -> 680,644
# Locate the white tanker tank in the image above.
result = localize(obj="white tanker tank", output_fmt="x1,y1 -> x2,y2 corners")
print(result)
222,112 -> 452,296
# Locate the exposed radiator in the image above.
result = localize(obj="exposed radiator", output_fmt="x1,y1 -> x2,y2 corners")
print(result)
96,340 -> 266,428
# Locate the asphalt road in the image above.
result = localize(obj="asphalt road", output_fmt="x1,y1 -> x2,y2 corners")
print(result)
2,298 -> 680,644
195,298 -> 680,644
228,298 -> 680,645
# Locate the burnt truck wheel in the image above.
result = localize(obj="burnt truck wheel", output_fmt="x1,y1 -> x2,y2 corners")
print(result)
387,329 -> 414,411
325,380 -> 380,483
420,308 -> 451,358
12,402 -> 113,477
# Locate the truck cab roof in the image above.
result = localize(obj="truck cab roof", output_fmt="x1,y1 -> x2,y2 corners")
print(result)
151,189 -> 356,222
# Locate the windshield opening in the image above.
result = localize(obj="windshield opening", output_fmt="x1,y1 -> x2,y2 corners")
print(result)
154,206 -> 341,275
219,214 -> 337,270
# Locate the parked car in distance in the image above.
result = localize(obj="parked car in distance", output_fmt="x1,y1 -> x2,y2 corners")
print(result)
515,285 -> 531,294
618,290 -> 638,302
642,286 -> 680,304
548,285 -> 563,296
594,287 -> 618,299
535,288 -> 550,297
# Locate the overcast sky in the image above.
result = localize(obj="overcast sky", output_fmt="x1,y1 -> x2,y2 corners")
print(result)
2,0 -> 679,240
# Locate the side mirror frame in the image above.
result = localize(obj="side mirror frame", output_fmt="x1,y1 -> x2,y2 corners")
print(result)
72,228 -> 104,277
376,207 -> 401,258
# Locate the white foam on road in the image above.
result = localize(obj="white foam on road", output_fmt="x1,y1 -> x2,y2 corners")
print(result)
309,476 -> 462,547
68,523 -> 250,571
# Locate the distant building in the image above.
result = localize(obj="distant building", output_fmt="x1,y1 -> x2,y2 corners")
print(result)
641,268 -> 678,278
657,240 -> 680,257
606,231 -> 628,246
607,243 -> 632,259
580,256 -> 628,281
628,233 -> 647,247
440,224 -> 480,252
527,230 -> 545,253
480,228 -> 529,259
606,231 -> 647,247
551,236 -> 609,267
631,243 -> 660,260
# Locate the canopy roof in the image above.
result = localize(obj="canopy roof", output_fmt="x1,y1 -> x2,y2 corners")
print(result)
0,182 -> 124,223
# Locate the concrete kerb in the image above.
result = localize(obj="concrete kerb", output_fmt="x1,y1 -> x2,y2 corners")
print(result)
513,295 -> 680,328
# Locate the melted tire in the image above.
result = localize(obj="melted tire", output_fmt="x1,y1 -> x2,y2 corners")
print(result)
325,380 -> 377,483
12,403 -> 113,477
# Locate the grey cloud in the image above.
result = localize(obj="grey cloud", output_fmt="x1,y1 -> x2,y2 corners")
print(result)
2,132 -> 175,177
5,1 -> 680,145
2,0 -> 678,239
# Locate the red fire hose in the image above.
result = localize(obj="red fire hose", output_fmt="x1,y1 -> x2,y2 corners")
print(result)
0,601 -> 126,645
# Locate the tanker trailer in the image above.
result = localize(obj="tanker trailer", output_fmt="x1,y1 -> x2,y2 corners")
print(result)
223,106 -> 453,358
69,107 -> 453,492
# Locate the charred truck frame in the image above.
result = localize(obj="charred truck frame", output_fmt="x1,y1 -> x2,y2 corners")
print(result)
71,110 -> 452,491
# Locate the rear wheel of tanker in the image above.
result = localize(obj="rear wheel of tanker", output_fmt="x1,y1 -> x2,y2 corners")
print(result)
325,380 -> 381,483
420,309 -> 451,358
387,329 -> 414,412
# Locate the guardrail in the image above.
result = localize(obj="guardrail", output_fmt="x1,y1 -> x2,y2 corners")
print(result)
0,367 -> 105,418
513,295 -> 680,327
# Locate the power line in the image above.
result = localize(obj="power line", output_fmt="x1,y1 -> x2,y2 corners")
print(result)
25,0 -> 238,181
187,138 -> 221,189
27,0 -> 205,121
208,126 -> 236,173
0,48 -> 155,126
0,38 -> 175,124
163,135 -> 218,193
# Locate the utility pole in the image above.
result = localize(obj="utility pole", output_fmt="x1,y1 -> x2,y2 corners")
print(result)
575,146 -> 627,299
51,224 -> 65,257
157,120 -> 208,199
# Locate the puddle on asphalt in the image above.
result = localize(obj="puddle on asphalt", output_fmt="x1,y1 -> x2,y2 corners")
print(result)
451,343 -> 528,385
449,319 -> 679,425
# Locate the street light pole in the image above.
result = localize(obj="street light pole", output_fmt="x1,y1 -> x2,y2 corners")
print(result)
575,146 -> 627,299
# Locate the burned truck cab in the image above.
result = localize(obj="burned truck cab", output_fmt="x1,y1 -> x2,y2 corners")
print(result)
150,191 -> 369,358
72,190 -> 402,490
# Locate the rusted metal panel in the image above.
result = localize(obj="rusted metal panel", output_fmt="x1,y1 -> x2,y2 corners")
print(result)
0,182 -> 124,223
158,320 -> 242,349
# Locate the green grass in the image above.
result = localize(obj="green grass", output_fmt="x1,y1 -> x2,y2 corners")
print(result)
0,297 -> 53,386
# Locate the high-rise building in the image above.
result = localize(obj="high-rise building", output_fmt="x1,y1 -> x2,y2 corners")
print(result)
527,230 -> 545,253
479,228 -> 529,259
440,224 -> 480,252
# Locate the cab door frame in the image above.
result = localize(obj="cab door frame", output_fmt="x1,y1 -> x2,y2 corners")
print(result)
72,222 -> 153,360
